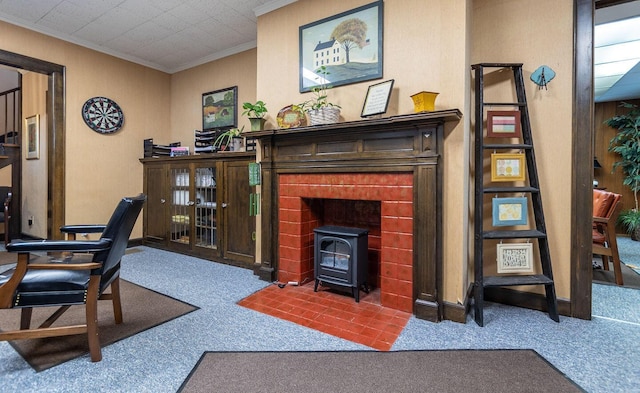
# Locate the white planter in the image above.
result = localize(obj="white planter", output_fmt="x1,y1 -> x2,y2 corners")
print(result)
307,107 -> 340,125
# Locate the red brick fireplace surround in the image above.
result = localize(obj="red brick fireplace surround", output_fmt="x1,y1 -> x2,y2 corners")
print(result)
252,110 -> 461,322
278,172 -> 414,312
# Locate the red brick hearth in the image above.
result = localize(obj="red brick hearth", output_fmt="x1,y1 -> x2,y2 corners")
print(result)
277,173 -> 414,313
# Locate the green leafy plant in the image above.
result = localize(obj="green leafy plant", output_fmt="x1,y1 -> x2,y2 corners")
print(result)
606,102 -> 640,238
241,101 -> 268,119
606,102 -> 640,210
298,66 -> 341,111
618,209 -> 640,239
212,126 -> 244,150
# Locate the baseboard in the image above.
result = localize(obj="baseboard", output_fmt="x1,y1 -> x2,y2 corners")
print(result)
441,283 -> 572,324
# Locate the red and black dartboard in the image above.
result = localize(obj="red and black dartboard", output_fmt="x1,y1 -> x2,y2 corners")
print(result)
81,96 -> 124,134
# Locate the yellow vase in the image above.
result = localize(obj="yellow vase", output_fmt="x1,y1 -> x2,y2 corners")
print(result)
410,91 -> 439,112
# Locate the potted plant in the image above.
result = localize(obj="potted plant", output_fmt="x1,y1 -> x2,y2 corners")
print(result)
605,102 -> 640,239
212,126 -> 244,152
298,65 -> 341,125
242,101 -> 268,131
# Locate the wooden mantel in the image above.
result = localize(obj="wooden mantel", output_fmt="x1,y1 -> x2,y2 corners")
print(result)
251,110 -> 462,322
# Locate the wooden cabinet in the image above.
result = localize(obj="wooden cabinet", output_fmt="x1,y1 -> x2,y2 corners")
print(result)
141,153 -> 256,267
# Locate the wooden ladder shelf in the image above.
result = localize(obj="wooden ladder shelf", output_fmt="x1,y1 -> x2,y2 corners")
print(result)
471,63 -> 559,326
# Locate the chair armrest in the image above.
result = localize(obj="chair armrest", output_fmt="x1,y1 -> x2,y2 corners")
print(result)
28,262 -> 103,270
6,238 -> 112,253
593,216 -> 609,224
60,225 -> 106,234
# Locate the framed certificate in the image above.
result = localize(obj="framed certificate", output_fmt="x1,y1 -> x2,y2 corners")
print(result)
361,79 -> 394,117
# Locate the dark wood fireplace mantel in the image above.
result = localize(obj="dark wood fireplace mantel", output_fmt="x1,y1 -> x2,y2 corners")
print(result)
252,110 -> 462,322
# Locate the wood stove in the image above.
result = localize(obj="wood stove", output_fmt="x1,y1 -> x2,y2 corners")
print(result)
313,225 -> 369,302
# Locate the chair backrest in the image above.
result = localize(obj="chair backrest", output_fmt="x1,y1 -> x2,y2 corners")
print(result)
94,194 -> 146,290
593,189 -> 622,219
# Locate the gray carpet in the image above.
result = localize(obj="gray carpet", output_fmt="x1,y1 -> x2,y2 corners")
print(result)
1,246 -> 638,393
593,236 -> 640,288
0,279 -> 198,372
178,350 -> 584,393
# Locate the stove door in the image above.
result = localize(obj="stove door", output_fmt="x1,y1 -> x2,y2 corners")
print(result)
316,236 -> 352,283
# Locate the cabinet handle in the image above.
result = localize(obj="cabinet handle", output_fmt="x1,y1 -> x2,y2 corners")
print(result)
188,201 -> 195,206
222,203 -> 228,208
160,199 -> 165,204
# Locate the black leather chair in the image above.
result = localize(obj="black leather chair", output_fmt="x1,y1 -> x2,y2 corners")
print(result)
0,194 -> 145,362
0,186 -> 12,246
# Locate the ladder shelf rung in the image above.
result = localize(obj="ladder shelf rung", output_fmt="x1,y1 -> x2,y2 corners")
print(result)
471,63 -> 524,69
483,274 -> 554,287
483,143 -> 532,150
482,102 -> 527,107
483,186 -> 539,193
482,229 -> 546,239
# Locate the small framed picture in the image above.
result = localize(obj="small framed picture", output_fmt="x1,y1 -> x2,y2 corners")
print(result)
492,197 -> 528,226
25,114 -> 40,160
491,153 -> 526,182
497,243 -> 534,273
487,110 -> 521,138
202,86 -> 237,131
361,79 -> 394,117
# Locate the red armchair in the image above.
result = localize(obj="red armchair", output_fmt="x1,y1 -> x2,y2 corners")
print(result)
592,189 -> 623,285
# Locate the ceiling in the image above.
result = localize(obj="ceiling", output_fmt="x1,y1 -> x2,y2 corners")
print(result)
595,1 -> 640,102
0,0 -> 296,74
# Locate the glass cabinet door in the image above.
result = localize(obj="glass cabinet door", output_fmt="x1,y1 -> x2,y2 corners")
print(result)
194,165 -> 217,250
169,165 -> 191,245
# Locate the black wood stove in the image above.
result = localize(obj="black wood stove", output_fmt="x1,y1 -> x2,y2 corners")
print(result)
313,225 -> 369,302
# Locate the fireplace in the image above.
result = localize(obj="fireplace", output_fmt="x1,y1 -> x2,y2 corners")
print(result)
252,110 -> 461,322
314,225 -> 369,302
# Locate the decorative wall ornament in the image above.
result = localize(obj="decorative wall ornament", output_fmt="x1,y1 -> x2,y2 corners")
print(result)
531,65 -> 555,90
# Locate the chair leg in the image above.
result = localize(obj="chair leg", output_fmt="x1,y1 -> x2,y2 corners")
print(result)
86,275 -> 102,362
110,276 -> 123,324
20,308 -> 32,330
601,255 -> 609,270
609,240 -> 624,286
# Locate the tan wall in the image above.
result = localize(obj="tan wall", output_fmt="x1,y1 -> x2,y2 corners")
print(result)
21,71 -> 48,238
471,0 -> 574,299
0,0 -> 575,305
170,49 -> 258,145
256,0 -> 472,305
0,21 -> 172,238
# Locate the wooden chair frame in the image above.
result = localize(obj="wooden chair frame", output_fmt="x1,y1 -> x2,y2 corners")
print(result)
592,194 -> 624,285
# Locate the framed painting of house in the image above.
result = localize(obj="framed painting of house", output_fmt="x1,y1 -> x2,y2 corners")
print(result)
299,1 -> 383,93
202,86 -> 237,131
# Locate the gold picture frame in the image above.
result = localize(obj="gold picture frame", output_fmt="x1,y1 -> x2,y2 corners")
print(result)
491,153 -> 526,182
25,114 -> 39,160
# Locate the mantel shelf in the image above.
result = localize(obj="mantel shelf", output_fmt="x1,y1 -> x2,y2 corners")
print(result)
249,109 -> 463,139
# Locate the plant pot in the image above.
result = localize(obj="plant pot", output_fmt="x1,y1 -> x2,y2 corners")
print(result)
249,118 -> 266,131
230,136 -> 244,152
632,226 -> 640,241
307,107 -> 340,126
410,91 -> 439,112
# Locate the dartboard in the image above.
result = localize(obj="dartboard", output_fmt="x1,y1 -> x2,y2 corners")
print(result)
81,97 -> 124,134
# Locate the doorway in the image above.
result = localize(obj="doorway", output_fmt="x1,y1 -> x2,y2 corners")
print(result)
0,49 -> 65,240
